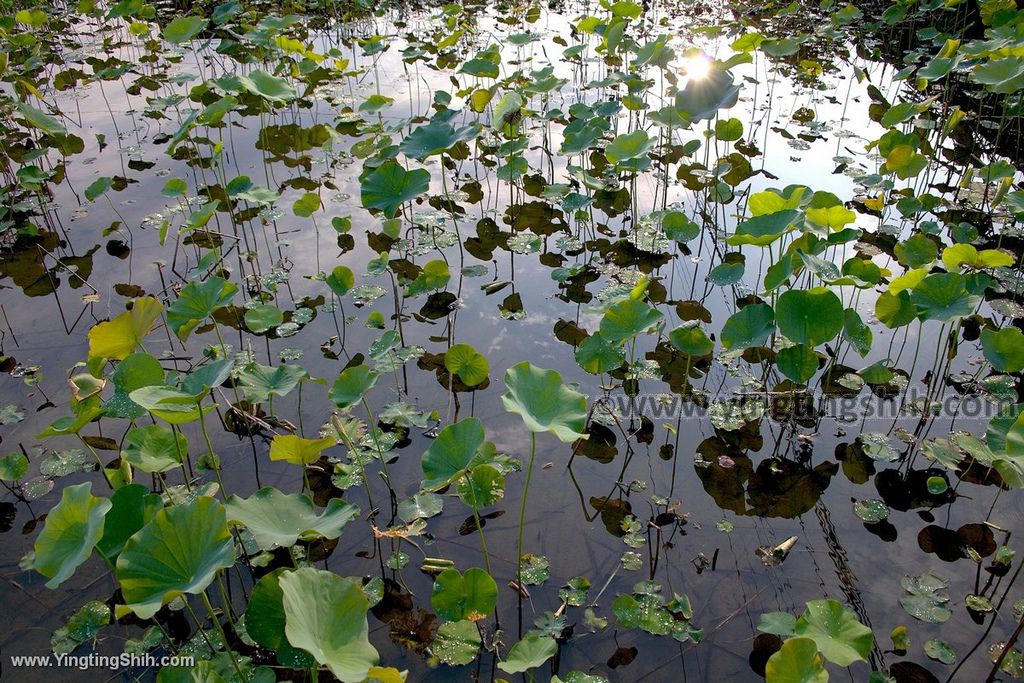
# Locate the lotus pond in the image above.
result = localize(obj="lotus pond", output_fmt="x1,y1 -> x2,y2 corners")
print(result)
4,0 -> 1024,681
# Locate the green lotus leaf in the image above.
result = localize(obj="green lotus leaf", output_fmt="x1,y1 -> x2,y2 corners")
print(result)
122,424 -> 186,473
105,352 -> 165,419
163,15 -> 206,43
236,362 -> 310,403
128,385 -> 213,424
972,56 -> 1024,94
292,192 -> 320,218
16,101 -> 66,136
605,129 -> 655,163
95,484 -> 162,564
501,362 -> 587,442
430,619 -> 481,666
84,176 -> 112,202
776,287 -> 844,346
497,633 -> 558,674
600,298 -> 664,344
33,483 -> 111,588
875,290 -> 917,329
326,265 -> 355,297
279,567 -> 379,682
166,277 -> 238,341
669,322 -> 714,357
721,303 -> 775,349
400,120 -> 480,160
225,488 -> 358,550
244,569 -> 315,668
728,209 -> 800,247
777,344 -> 819,383
982,327 -> 1024,373
244,304 -> 284,333
909,273 -> 979,322
397,492 -> 444,523
444,343 -> 489,387
456,463 -> 505,509
405,259 -> 451,297
765,637 -> 827,683
116,496 -> 236,619
329,365 -> 379,410
674,65 -> 740,122
842,308 -> 872,356
361,161 -> 431,219
894,233 -> 938,268
575,332 -> 626,374
794,598 -> 873,666
431,567 -> 498,622
421,418 -> 486,490
237,69 -> 296,102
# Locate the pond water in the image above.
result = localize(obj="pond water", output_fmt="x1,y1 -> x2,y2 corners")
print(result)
2,0 -> 1024,681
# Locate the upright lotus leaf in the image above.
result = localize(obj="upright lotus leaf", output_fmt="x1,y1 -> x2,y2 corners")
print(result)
244,569 -> 315,668
765,637 -> 828,683
942,243 -> 1014,271
457,464 -> 505,509
875,290 -> 917,329
405,259 -> 451,296
122,424 -> 187,473
330,365 -> 379,410
674,64 -> 740,122
225,488 -> 358,550
163,15 -> 206,43
777,344 -> 819,383
422,418 -> 486,490
444,344 -> 489,387
497,633 -> 558,674
842,308 -> 872,356
806,203 -> 856,231
95,484 -> 162,564
575,332 -> 626,374
400,120 -> 480,160
269,434 -> 336,466
237,69 -> 297,102
910,273 -> 979,322
894,233 -> 938,268
502,362 -> 587,443
16,101 -> 66,136
236,362 -> 310,403
128,385 -> 212,424
728,210 -> 800,247
600,298 -> 664,344
166,277 -> 238,341
361,161 -> 431,219
105,352 -> 165,419
669,322 -> 713,357
33,483 -> 112,588
116,496 -> 236,619
180,360 -> 233,396
605,129 -> 655,164
326,266 -> 355,296
721,303 -> 775,349
87,297 -> 163,362
776,287 -> 844,346
279,567 -> 379,682
982,327 -> 1024,373
793,599 -> 873,666
431,567 -> 498,621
